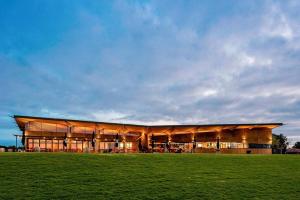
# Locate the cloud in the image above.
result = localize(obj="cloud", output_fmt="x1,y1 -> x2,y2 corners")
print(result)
261,3 -> 294,40
1,0 -> 300,142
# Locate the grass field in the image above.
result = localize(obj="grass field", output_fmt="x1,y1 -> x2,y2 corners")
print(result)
0,153 -> 299,200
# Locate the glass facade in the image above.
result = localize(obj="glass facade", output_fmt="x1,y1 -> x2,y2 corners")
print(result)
27,138 -> 65,152
20,118 -> 277,154
26,137 -> 257,153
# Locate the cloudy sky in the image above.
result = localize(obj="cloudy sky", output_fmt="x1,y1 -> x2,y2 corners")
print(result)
1,0 -> 300,145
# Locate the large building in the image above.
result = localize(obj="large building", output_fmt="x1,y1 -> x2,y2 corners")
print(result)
14,115 -> 283,154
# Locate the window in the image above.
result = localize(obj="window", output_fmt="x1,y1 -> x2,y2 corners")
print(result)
126,142 -> 132,149
58,140 -> 64,150
220,142 -> 244,149
28,139 -> 33,149
77,141 -> 83,151
71,140 -> 77,150
248,143 -> 271,149
40,139 -> 46,149
46,140 -> 52,150
33,139 -> 39,148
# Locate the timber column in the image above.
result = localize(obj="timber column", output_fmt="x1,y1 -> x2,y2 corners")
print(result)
122,135 -> 127,153
216,129 -> 221,152
23,122 -> 29,151
23,130 -> 27,151
95,129 -> 102,153
67,126 -> 72,152
140,131 -> 148,152
168,134 -> 172,152
191,132 -> 196,153
242,128 -> 248,148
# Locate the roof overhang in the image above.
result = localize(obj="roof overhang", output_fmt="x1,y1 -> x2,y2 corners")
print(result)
13,115 -> 283,133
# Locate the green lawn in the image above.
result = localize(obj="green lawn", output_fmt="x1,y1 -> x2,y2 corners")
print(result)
0,153 -> 299,200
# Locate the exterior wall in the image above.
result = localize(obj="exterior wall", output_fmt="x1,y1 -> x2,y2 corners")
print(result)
195,132 -> 217,142
195,148 -> 216,153
171,134 -> 192,143
152,135 -> 168,143
220,129 -> 243,143
195,148 -> 271,154
247,128 -> 272,145
22,120 -> 274,154
220,148 -> 272,154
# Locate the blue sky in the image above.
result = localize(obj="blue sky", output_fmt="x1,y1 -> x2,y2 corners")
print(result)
1,0 -> 300,145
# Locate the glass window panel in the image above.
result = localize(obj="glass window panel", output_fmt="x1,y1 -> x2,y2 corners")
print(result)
58,140 -> 64,150
28,139 -> 33,149
71,140 -> 77,150
53,140 -> 59,151
77,141 -> 83,151
33,139 -> 39,148
46,140 -> 52,150
39,140 -> 46,149
101,142 -> 105,150
83,141 -> 88,149
126,142 -> 132,149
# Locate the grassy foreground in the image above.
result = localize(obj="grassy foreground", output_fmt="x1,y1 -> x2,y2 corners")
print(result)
0,153 -> 299,200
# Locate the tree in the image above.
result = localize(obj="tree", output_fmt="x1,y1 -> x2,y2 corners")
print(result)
293,142 -> 300,149
272,134 -> 289,154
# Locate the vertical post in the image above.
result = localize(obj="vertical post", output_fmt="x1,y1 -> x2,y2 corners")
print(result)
95,131 -> 99,153
151,134 -> 155,153
23,123 -> 30,151
93,129 -> 97,152
140,132 -> 146,153
96,129 -> 103,153
115,133 -> 119,153
242,129 -> 247,149
168,134 -> 172,152
25,136 -> 27,151
192,133 -> 196,153
22,130 -> 26,150
123,135 -> 126,153
142,128 -> 150,152
15,135 -> 18,151
145,127 -> 151,151
216,130 -> 221,152
144,132 -> 148,152
76,139 -> 78,152
67,126 -> 72,152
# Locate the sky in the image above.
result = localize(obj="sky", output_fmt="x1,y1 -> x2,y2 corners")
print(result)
1,0 -> 300,146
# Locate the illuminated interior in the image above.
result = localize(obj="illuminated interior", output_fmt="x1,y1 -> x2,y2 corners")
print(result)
14,115 -> 283,154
